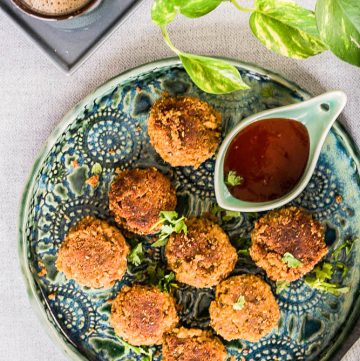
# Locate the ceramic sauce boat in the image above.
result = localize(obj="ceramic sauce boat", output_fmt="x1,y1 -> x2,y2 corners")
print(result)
214,91 -> 347,212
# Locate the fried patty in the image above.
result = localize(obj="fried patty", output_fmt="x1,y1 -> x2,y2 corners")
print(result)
165,217 -> 237,288
162,328 -> 228,361
109,167 -> 177,235
56,216 -> 129,288
148,96 -> 222,169
110,284 -> 179,346
209,274 -> 280,342
250,207 -> 327,281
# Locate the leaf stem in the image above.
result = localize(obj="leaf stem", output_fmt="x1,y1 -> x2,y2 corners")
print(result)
160,26 -> 180,55
230,0 -> 254,12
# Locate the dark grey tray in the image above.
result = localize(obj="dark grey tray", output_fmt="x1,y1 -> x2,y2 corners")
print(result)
0,0 -> 142,73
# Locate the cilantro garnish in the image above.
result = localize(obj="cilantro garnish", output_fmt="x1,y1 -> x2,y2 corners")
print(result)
304,262 -> 350,296
238,249 -> 250,256
152,211 -> 187,247
223,210 -> 242,221
333,239 -> 355,260
144,261 -> 177,292
236,237 -> 251,256
282,252 -> 303,268
305,238 -> 355,295
225,170 -> 243,187
117,337 -> 153,360
91,162 -> 102,175
336,262 -> 349,278
211,204 -> 242,222
276,280 -> 290,294
144,261 -> 164,285
233,295 -> 246,310
128,243 -> 144,266
158,272 -> 177,292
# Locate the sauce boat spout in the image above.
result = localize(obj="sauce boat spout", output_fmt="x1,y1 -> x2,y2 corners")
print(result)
296,91 -> 347,188
297,91 -> 347,155
214,90 -> 347,213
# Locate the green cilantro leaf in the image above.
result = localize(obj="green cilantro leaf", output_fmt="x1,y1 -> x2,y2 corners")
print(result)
147,261 -> 165,285
159,211 -> 178,222
151,235 -> 169,248
223,210 -> 242,221
276,280 -> 290,294
160,224 -> 174,235
142,261 -> 177,292
128,243 -> 144,266
314,261 -> 333,280
236,237 -> 252,256
117,337 -> 153,360
225,170 -> 243,187
158,272 -> 177,292
305,276 -> 350,296
238,249 -> 250,256
336,262 -> 350,278
333,239 -> 355,260
304,262 -> 350,296
152,211 -> 187,247
91,162 -> 102,175
282,252 -> 303,268
233,295 -> 246,310
211,204 -> 242,222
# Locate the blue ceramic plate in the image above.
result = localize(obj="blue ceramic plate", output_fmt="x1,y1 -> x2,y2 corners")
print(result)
19,58 -> 360,361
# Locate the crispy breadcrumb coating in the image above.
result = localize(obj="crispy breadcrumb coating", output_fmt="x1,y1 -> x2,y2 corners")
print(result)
250,207 -> 327,281
210,274 -> 280,342
148,96 -> 222,168
110,285 -> 179,346
56,216 -> 129,288
165,217 -> 237,288
109,167 -> 177,235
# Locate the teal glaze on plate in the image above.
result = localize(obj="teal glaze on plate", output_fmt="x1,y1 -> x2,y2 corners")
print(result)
18,58 -> 360,361
215,91 -> 347,212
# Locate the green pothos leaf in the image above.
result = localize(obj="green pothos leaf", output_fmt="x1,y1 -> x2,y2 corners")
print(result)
316,0 -> 360,66
176,0 -> 223,18
151,0 -> 222,25
250,0 -> 327,59
151,0 -> 177,26
179,53 -> 249,94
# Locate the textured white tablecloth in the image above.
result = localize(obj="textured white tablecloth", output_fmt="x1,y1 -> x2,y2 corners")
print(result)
0,0 -> 359,360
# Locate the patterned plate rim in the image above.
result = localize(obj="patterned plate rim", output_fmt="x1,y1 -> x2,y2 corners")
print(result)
18,57 -> 360,361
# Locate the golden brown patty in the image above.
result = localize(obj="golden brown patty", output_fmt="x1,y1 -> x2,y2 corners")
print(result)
250,207 -> 327,281
148,96 -> 222,168
108,167 -> 177,235
162,328 -> 228,361
56,216 -> 129,288
209,274 -> 280,342
165,218 -> 237,288
110,285 -> 179,346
